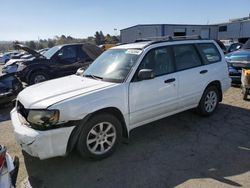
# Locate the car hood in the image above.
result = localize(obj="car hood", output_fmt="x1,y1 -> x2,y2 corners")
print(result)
226,50 -> 250,63
17,75 -> 117,109
14,44 -> 45,59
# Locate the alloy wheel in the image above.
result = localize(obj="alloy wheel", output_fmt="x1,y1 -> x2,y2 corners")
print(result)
204,91 -> 218,113
86,122 -> 117,155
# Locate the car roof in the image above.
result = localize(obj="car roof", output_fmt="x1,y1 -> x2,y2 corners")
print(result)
112,41 -> 153,50
112,39 -> 215,50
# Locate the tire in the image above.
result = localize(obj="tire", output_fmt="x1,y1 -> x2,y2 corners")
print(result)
196,86 -> 219,116
28,71 -> 49,85
77,113 -> 122,160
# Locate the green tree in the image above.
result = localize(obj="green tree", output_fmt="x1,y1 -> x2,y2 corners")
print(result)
47,39 -> 55,48
26,41 -> 37,49
94,31 -> 101,45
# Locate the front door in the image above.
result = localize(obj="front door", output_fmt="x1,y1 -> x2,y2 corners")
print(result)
129,46 -> 179,127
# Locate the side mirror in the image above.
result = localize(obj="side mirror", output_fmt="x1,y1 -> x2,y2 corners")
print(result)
76,67 -> 85,76
138,69 -> 154,80
58,52 -> 63,59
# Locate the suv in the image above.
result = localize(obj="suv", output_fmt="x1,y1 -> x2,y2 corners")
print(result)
11,37 -> 231,160
3,43 -> 102,84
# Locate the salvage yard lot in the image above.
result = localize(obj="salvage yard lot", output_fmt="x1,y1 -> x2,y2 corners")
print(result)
0,67 -> 250,187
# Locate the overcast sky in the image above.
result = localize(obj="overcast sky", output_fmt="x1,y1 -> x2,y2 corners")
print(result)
1,0 -> 250,41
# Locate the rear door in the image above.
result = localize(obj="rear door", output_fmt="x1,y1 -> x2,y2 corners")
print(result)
173,44 -> 208,108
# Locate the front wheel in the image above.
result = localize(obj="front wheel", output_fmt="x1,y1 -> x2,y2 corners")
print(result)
77,113 -> 122,160
196,86 -> 219,116
28,71 -> 49,85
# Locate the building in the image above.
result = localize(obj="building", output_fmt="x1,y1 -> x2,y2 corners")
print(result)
218,15 -> 250,43
120,14 -> 250,44
120,24 -> 218,43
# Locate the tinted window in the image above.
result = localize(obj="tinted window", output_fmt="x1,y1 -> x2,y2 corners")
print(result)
77,46 -> 87,59
198,43 -> 221,63
59,46 -> 77,60
139,47 -> 174,77
173,45 -> 202,71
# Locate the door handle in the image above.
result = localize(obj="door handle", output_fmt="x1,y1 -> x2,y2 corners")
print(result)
200,70 -> 208,74
164,78 -> 176,83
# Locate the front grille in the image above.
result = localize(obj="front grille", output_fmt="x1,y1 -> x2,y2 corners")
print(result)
17,101 -> 29,119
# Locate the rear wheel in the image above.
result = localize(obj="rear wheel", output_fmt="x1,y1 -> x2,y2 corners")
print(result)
29,71 -> 49,85
196,86 -> 219,116
77,113 -> 122,160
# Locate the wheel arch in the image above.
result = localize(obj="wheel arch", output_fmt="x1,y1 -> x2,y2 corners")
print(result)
66,107 -> 129,154
26,67 -> 50,83
205,80 -> 223,102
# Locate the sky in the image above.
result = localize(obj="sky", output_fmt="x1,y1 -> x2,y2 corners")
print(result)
0,0 -> 250,41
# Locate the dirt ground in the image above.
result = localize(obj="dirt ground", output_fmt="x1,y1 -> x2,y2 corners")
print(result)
0,64 -> 250,187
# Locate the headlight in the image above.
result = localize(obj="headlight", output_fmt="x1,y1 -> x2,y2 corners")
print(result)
27,110 -> 60,128
16,63 -> 26,72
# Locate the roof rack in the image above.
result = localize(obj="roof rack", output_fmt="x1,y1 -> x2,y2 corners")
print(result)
135,35 -> 203,48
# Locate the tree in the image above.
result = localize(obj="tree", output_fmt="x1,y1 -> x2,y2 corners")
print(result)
26,41 -> 36,49
99,31 -> 105,44
47,39 -> 55,48
95,31 -> 101,45
105,34 -> 113,44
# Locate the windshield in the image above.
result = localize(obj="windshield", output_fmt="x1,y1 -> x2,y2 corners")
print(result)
83,49 -> 142,83
43,46 -> 61,59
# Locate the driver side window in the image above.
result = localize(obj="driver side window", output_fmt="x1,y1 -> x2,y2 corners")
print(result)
58,46 -> 77,62
139,46 -> 175,77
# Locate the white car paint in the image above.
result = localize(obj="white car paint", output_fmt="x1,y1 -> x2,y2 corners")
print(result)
11,40 -> 231,159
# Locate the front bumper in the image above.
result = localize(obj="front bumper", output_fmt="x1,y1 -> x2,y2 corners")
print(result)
228,67 -> 242,83
11,108 -> 75,160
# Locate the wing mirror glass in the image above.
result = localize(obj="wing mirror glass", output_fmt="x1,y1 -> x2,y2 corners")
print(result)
138,69 -> 154,81
76,67 -> 85,76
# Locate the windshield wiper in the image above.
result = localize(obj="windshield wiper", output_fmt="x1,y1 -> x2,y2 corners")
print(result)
84,74 -> 103,80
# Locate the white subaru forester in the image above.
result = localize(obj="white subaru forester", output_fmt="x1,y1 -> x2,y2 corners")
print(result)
11,38 -> 231,160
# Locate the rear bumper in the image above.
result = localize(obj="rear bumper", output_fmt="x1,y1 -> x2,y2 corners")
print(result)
11,108 -> 75,160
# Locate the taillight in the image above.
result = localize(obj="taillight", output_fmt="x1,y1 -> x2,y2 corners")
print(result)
0,145 -> 7,170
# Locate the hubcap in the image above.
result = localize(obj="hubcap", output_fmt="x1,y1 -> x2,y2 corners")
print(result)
34,75 -> 46,83
204,91 -> 217,113
87,122 -> 116,155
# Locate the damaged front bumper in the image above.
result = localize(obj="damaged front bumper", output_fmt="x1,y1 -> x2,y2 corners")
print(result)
11,108 -> 75,160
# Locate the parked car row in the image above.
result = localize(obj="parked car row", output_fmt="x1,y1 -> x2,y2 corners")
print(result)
2,43 -> 102,85
11,37 -> 231,160
226,39 -> 250,83
0,52 -> 19,64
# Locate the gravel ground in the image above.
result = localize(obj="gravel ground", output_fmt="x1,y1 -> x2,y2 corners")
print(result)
0,64 -> 250,188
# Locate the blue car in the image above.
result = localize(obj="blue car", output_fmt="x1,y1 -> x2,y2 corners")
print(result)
0,52 -> 18,64
225,39 -> 250,83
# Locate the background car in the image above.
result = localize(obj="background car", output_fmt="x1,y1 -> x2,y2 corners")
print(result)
0,52 -> 19,64
3,43 -> 102,85
227,42 -> 243,53
226,39 -> 250,83
0,73 -> 23,105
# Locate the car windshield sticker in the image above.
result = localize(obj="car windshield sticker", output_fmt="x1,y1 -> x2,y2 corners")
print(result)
125,49 -> 142,55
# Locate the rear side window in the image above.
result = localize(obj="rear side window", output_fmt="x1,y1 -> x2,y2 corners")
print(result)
173,44 -> 202,71
198,43 -> 221,63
